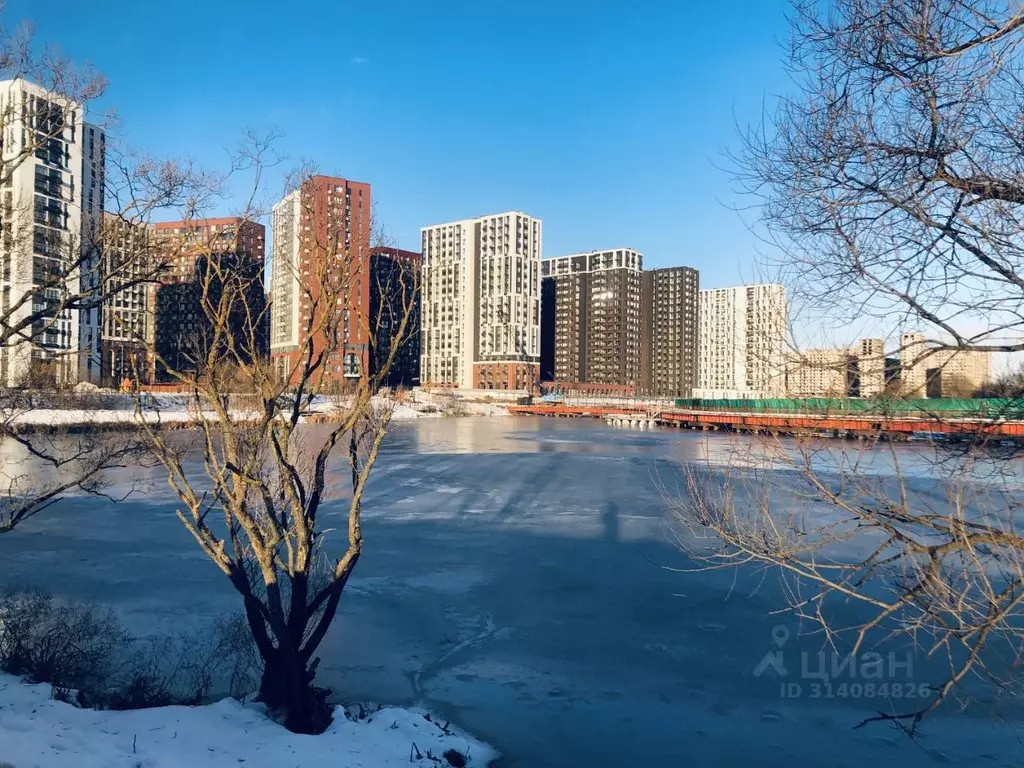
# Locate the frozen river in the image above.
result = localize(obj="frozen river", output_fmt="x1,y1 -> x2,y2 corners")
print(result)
2,417 -> 1023,766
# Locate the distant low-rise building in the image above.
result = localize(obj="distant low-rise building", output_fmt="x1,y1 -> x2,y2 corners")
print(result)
785,337 -> 889,398
786,347 -> 855,398
899,331 -> 991,397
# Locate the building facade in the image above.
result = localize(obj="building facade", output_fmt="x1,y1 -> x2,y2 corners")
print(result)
99,214 -> 154,386
78,122 -> 104,384
269,176 -> 371,389
152,217 -> 266,380
899,331 -> 991,397
898,332 -> 927,396
0,78 -> 104,386
696,283 -> 787,398
540,248 -> 643,388
641,266 -> 699,398
785,338 -> 888,398
420,212 -> 541,390
854,337 -> 886,397
419,218 -> 474,388
786,348 -> 855,398
369,247 -> 421,388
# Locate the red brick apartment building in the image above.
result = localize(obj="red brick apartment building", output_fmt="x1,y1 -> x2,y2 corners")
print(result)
268,175 -> 372,389
150,217 -> 267,380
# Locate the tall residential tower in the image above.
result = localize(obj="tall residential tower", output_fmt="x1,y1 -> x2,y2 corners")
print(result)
99,214 -> 155,386
541,248 -> 644,388
0,78 -> 105,385
697,283 -> 787,398
269,175 -> 372,388
641,266 -> 699,398
420,212 -> 542,390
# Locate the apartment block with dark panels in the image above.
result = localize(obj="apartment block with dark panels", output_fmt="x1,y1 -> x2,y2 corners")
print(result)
642,266 -> 699,398
541,249 -> 643,388
151,218 -> 267,380
539,277 -> 556,380
369,247 -> 421,388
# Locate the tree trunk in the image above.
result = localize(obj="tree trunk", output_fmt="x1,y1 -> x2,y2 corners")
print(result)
233,574 -> 333,734
259,642 -> 330,734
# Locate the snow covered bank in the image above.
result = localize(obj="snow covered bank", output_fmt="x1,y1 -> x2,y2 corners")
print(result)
0,674 -> 497,768
3,394 -> 512,431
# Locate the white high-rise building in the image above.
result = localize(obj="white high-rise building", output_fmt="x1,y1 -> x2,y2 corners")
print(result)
696,283 -> 787,398
269,190 -> 301,355
421,211 -> 542,390
0,78 -> 104,386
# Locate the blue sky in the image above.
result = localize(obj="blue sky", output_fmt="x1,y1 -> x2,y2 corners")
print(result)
11,0 -> 792,290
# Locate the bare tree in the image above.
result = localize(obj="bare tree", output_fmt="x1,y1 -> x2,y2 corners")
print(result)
974,363 -> 1024,397
0,7 -> 210,533
137,160 -> 419,733
738,0 -> 1024,363
677,0 -> 1024,733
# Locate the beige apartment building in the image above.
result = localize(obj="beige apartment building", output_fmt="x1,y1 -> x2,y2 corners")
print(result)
786,337 -> 887,398
899,331 -> 991,397
854,337 -> 886,397
420,211 -> 542,390
786,347 -> 854,398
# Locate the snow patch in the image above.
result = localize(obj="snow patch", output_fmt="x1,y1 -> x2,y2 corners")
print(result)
0,673 -> 497,768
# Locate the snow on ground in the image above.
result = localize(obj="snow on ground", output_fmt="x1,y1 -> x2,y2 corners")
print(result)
3,391 -> 512,429
0,674 -> 497,768
8,408 -> 227,428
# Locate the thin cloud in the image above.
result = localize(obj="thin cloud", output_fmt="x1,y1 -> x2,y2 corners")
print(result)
351,56 -> 369,65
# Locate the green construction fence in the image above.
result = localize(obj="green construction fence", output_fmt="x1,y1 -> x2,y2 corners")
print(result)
671,397 -> 1024,418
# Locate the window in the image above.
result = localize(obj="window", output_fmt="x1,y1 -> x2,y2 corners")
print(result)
343,352 -> 360,378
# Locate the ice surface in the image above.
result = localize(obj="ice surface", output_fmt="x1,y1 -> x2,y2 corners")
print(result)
1,417 -> 1023,766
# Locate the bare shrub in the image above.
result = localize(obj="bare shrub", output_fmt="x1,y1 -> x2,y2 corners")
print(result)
0,590 -> 258,709
0,589 -> 125,697
109,616 -> 258,710
437,393 -> 468,418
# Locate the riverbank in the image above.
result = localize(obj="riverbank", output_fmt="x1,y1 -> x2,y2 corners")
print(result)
0,673 -> 498,768
3,391 -> 512,432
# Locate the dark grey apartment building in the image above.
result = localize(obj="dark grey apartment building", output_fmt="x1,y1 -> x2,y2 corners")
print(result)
641,266 -> 699,398
541,253 -> 699,398
540,249 -> 644,388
